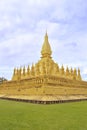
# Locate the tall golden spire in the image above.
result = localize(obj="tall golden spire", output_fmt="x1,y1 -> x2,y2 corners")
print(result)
41,32 -> 52,58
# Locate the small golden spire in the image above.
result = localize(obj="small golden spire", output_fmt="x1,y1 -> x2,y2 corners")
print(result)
19,67 -> 22,75
35,63 -> 40,75
17,68 -> 19,75
61,65 -> 64,75
77,68 -> 82,81
70,67 -> 73,75
23,66 -> 26,75
13,68 -> 16,75
66,66 -> 69,76
31,63 -> 35,76
73,68 -> 77,80
27,65 -> 30,75
74,68 -> 77,75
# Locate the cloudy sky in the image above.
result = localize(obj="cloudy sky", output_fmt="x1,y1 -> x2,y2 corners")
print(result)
0,0 -> 87,80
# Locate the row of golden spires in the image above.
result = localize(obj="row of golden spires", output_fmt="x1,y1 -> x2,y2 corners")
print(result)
13,63 -> 81,80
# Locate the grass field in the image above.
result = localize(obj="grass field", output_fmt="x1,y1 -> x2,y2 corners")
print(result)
0,100 -> 87,130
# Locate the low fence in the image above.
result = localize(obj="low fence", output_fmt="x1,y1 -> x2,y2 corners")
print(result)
0,96 -> 87,104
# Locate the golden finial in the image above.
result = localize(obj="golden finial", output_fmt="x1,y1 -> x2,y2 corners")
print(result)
45,29 -> 48,37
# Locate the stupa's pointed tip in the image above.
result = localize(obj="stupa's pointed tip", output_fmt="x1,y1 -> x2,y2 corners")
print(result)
46,29 -> 47,34
45,29 -> 48,37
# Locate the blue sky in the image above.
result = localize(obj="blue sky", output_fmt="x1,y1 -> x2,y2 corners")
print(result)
0,0 -> 87,80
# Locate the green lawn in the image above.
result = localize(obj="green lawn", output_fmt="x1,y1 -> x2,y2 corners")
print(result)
0,100 -> 87,130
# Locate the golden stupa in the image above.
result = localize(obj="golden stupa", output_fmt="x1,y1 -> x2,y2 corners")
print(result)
0,32 -> 87,102
12,32 -> 82,82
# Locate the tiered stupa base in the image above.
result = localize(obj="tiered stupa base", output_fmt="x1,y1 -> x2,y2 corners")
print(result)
0,75 -> 87,104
